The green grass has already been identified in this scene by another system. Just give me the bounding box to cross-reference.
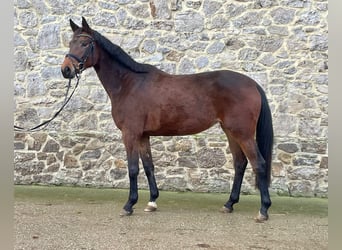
[14,185,328,217]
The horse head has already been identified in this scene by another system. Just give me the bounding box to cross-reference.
[61,17,98,79]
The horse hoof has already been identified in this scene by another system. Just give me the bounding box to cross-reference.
[254,211,269,223]
[220,206,233,213]
[144,201,157,212]
[120,209,133,217]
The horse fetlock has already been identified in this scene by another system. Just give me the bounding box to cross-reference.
[220,206,233,213]
[120,208,133,217]
[144,201,157,212]
[254,210,269,223]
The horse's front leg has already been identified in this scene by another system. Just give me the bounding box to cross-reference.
[121,133,140,216]
[139,135,159,212]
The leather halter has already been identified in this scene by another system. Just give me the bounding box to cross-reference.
[66,33,95,73]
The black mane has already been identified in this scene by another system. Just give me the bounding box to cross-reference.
[92,30,151,73]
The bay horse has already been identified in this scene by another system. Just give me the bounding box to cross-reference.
[61,17,274,222]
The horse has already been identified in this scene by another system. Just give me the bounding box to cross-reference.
[61,17,274,222]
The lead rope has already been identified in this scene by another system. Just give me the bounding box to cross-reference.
[14,75,81,132]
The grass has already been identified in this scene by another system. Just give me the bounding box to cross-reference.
[14,185,328,217]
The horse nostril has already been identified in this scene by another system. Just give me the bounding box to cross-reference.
[62,66,73,78]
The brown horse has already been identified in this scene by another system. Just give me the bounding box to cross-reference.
[61,17,274,222]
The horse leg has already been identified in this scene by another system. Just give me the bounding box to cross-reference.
[120,132,140,216]
[238,138,272,222]
[254,149,272,222]
[220,133,248,213]
[139,135,159,212]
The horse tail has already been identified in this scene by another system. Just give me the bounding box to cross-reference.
[255,84,274,187]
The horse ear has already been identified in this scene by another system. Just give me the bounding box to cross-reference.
[70,19,80,32]
[82,16,92,33]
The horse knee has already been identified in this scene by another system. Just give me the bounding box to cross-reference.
[128,166,139,178]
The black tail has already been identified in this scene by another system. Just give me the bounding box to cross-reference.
[255,84,274,187]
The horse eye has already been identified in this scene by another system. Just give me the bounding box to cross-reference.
[81,42,88,47]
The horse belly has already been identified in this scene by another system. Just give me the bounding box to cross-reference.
[143,107,217,136]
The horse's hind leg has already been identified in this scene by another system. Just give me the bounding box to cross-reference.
[221,133,248,213]
[221,126,271,222]
[238,138,271,222]
[139,135,159,212]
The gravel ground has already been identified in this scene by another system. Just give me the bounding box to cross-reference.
[14,186,328,250]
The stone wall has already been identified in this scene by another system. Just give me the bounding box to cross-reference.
[14,0,328,197]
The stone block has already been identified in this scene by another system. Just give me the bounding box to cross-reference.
[292,154,320,167]
[162,176,188,191]
[93,11,118,27]
[255,37,283,52]
[196,148,226,169]
[203,0,222,16]
[27,73,47,97]
[233,11,264,28]
[166,50,184,62]
[19,11,38,28]
[277,143,299,153]
[128,3,150,18]
[297,10,321,25]
[110,167,127,180]
[278,152,292,165]
[270,7,295,24]
[226,3,246,17]
[178,58,196,74]
[64,153,79,168]
[206,41,225,54]
[319,157,328,169]
[32,174,53,183]
[301,140,327,154]
[281,0,305,8]
[45,163,60,173]
[288,180,315,197]
[195,56,209,69]
[174,11,204,33]
[238,48,260,61]
[257,0,274,8]
[150,0,171,19]
[43,139,60,153]
[177,157,197,168]
[142,39,157,54]
[46,0,74,15]
[151,20,174,31]
[298,118,323,138]
[186,1,202,10]
[14,50,27,71]
[272,162,285,177]
[14,152,36,164]
[80,149,102,160]
[309,34,328,51]
[37,23,60,50]
[15,161,45,176]
[46,154,57,165]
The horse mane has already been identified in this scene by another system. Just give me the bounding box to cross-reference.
[92,30,151,73]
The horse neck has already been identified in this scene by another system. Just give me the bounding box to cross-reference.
[93,50,136,96]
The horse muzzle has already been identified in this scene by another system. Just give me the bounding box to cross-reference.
[61,56,80,79]
[61,65,76,79]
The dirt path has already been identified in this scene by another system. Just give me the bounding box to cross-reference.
[14,186,328,250]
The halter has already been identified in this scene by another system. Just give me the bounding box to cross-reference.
[66,33,95,73]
